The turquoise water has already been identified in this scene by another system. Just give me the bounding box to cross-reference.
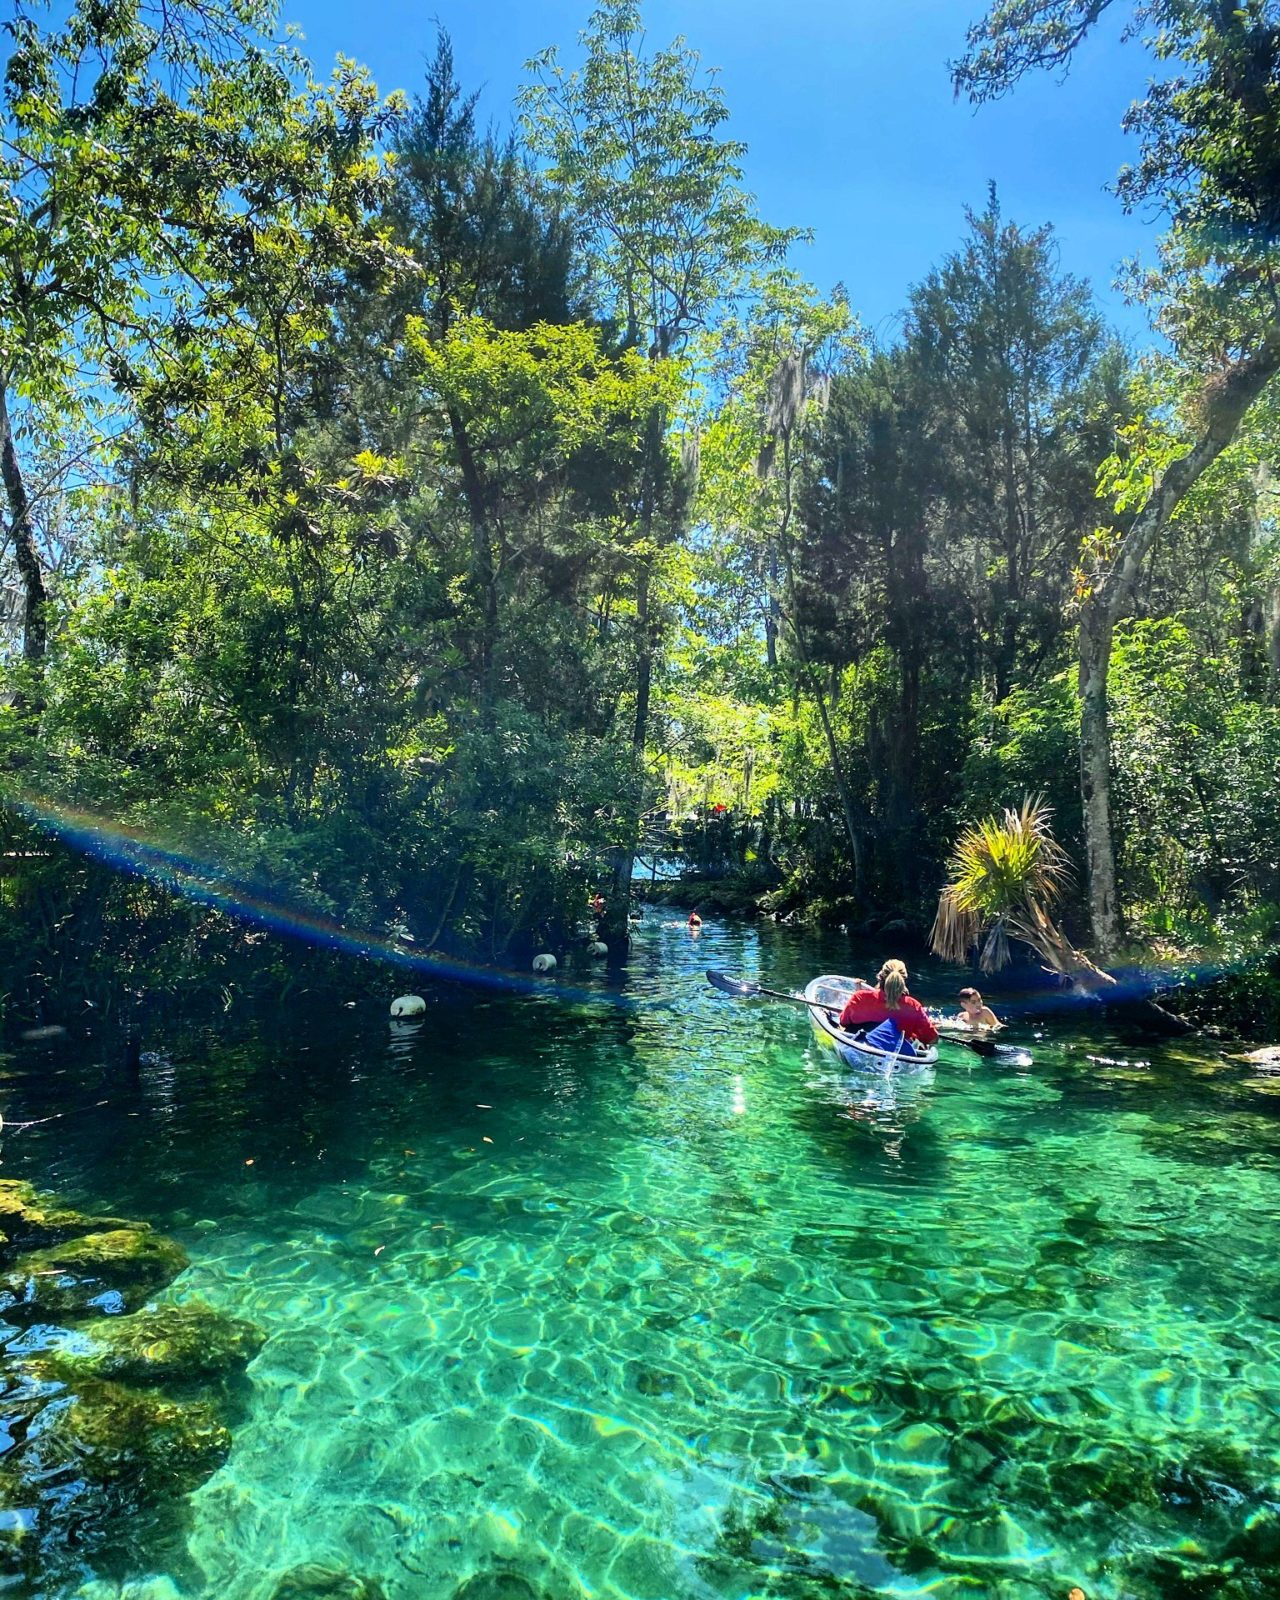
[6,916,1280,1599]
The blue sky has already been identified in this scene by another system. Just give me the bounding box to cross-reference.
[283,0,1162,347]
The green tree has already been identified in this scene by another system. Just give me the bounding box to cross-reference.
[774,196,1121,913]
[521,0,796,944]
[793,347,937,897]
[956,0,1280,957]
[370,35,587,700]
[696,270,858,669]
[906,186,1122,699]
[693,270,865,873]
[0,0,403,678]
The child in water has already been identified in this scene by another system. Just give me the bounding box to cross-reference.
[956,987,1001,1030]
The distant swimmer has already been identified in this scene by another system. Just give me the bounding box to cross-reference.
[687,912,703,930]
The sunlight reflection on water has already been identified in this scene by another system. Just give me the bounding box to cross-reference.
[1,916,1278,1599]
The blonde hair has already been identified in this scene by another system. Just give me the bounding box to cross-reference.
[878,959,908,1008]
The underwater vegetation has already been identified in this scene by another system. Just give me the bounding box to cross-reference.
[0,1179,263,1592]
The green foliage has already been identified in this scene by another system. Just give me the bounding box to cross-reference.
[1109,618,1280,926]
[0,14,683,996]
[765,194,1120,913]
[388,33,580,342]
[693,269,861,658]
[932,796,1075,972]
[958,618,1280,944]
[520,0,798,352]
[652,647,784,821]
[4,0,1280,1012]
[0,0,408,649]
[406,313,670,462]
[962,674,1083,862]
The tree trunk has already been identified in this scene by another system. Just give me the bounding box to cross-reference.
[0,385,47,664]
[629,393,669,755]
[884,531,925,897]
[1023,906,1189,1030]
[809,668,865,889]
[765,542,779,669]
[780,592,867,885]
[893,646,921,892]
[631,562,652,753]
[1016,901,1117,993]
[1077,599,1123,957]
[997,428,1021,702]
[606,394,671,960]
[447,407,498,705]
[603,843,635,956]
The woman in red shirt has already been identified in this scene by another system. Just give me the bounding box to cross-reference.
[837,959,939,1046]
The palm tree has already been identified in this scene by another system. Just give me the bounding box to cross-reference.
[930,796,1115,990]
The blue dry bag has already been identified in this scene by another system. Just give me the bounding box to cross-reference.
[864,1017,916,1057]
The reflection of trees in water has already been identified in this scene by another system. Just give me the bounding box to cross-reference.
[0,997,648,1225]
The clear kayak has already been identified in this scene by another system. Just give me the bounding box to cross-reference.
[803,975,940,1070]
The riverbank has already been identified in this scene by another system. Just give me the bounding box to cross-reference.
[637,876,912,939]
[1160,946,1280,1039]
[637,877,770,919]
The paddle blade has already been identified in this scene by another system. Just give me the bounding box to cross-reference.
[995,1045,1034,1067]
[706,969,761,999]
[956,1036,1034,1066]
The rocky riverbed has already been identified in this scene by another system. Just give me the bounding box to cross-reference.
[0,1178,264,1592]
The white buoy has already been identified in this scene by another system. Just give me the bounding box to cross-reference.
[390,995,426,1017]
[588,940,609,957]
[532,953,557,974]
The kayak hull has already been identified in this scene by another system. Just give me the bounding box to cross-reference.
[803,975,939,1070]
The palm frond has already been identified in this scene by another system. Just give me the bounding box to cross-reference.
[929,885,979,964]
[979,918,1010,973]
[931,794,1073,971]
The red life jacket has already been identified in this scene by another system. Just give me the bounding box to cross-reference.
[837,985,939,1044]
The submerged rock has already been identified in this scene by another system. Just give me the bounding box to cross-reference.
[42,1300,264,1385]
[0,1179,262,1596]
[0,1179,136,1255]
[270,1565,388,1600]
[17,1378,229,1494]
[0,1379,230,1567]
[17,1226,187,1285]
[0,1378,231,1592]
[1231,1044,1280,1068]
[453,1577,541,1600]
[0,1228,189,1321]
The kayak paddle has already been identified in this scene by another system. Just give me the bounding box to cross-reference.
[705,969,825,1008]
[705,969,1030,1063]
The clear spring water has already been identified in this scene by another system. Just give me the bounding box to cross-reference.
[5,915,1280,1600]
